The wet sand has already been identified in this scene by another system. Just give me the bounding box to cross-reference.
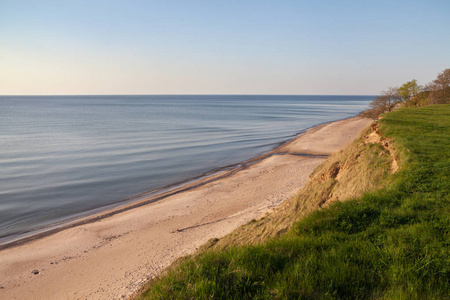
[0,116,372,299]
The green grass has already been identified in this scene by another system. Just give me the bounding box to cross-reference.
[137,105,450,300]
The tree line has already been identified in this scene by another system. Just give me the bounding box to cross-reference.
[362,68,450,119]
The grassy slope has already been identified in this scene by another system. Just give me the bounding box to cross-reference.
[203,122,394,250]
[137,105,449,299]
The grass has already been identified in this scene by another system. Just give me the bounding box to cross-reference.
[136,105,449,299]
[205,123,394,250]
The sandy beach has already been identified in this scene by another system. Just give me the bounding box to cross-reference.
[0,116,372,300]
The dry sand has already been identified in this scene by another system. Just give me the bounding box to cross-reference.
[0,116,372,300]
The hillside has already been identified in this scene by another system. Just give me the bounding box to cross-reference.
[136,105,449,299]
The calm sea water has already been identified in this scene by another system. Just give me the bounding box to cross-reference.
[0,95,372,242]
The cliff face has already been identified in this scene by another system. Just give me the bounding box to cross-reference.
[203,120,395,250]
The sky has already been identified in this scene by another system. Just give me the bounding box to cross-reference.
[1,0,449,95]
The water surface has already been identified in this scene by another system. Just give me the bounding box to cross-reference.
[0,95,372,242]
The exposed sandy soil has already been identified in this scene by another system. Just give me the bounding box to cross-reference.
[0,116,372,300]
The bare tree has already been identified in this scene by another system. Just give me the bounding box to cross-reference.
[428,69,450,104]
[361,87,401,120]
[381,87,401,111]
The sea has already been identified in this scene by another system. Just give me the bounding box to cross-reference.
[0,95,372,244]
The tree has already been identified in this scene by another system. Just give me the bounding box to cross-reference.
[428,69,450,104]
[380,87,401,111]
[361,87,401,120]
[398,79,422,107]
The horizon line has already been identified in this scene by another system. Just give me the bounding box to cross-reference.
[0,93,377,97]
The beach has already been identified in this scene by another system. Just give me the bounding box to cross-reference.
[0,116,372,300]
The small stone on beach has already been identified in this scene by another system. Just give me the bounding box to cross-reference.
[31,270,39,275]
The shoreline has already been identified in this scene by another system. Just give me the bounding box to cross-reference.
[0,116,349,250]
[0,116,373,299]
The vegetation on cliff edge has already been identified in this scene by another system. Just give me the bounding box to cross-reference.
[362,68,449,120]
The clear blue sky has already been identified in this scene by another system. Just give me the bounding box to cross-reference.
[1,0,449,95]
